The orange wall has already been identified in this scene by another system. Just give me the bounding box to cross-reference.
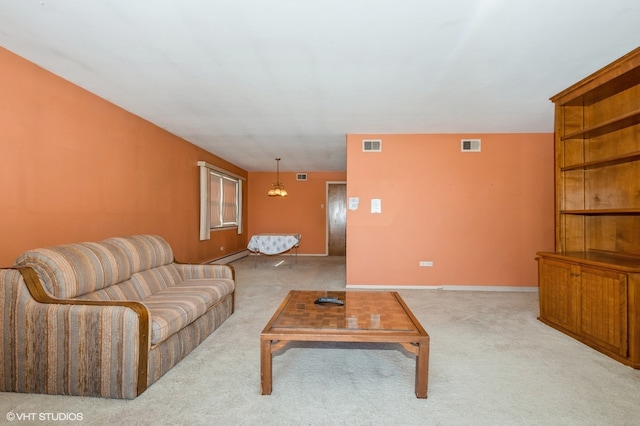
[0,47,248,265]
[0,44,554,287]
[346,133,555,287]
[248,171,346,254]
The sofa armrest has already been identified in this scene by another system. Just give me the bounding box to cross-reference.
[1,267,150,399]
[173,262,235,281]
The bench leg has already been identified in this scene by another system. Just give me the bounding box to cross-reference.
[260,339,273,395]
[415,339,430,398]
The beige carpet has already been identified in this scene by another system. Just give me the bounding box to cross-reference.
[2,255,639,425]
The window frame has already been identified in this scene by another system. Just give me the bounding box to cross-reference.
[198,161,244,240]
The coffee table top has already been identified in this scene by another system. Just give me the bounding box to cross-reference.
[262,290,426,335]
[260,290,430,398]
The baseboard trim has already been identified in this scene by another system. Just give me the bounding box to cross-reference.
[249,253,331,257]
[346,285,443,290]
[442,285,538,292]
[206,250,250,264]
[209,251,330,264]
[346,284,538,292]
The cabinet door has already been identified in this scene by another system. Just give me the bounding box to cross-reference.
[579,266,628,356]
[539,258,580,333]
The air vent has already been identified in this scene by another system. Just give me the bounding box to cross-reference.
[363,139,382,152]
[461,139,481,152]
[296,173,308,181]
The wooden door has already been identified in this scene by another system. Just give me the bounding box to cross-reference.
[538,258,579,333]
[579,266,628,356]
[327,183,346,256]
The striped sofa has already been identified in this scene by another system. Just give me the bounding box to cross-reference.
[0,235,235,399]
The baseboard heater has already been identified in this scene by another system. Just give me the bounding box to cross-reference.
[206,249,250,265]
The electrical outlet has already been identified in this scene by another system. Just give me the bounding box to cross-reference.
[419,261,433,267]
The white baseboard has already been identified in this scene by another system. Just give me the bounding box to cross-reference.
[346,284,443,290]
[210,251,329,264]
[255,253,329,257]
[346,284,538,292]
[248,253,332,257]
[442,285,538,292]
[206,249,250,264]
[211,254,539,293]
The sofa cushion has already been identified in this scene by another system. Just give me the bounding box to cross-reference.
[129,265,184,298]
[107,235,174,274]
[143,278,235,345]
[73,278,145,301]
[14,240,132,299]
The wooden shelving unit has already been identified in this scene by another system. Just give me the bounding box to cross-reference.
[560,208,640,215]
[560,150,640,171]
[560,109,640,140]
[537,47,640,369]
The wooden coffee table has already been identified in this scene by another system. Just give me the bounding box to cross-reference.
[260,290,430,398]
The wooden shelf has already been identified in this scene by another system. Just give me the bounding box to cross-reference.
[560,208,640,215]
[542,47,640,370]
[538,250,640,272]
[552,47,640,106]
[561,109,640,140]
[561,150,640,171]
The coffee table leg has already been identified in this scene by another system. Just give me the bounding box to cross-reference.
[415,339,430,398]
[260,339,272,395]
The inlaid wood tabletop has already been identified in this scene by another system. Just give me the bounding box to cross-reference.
[260,290,430,398]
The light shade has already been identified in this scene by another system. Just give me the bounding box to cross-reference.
[267,184,288,197]
[268,158,287,197]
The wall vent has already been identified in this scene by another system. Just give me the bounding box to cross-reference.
[296,173,308,181]
[363,139,382,152]
[461,139,481,152]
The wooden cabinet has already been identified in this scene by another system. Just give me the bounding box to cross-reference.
[551,47,640,252]
[538,258,579,334]
[537,254,637,366]
[579,265,628,356]
[538,47,640,368]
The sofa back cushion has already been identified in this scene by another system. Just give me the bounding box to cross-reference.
[106,235,174,274]
[129,264,184,298]
[75,264,184,302]
[73,278,145,301]
[14,240,132,299]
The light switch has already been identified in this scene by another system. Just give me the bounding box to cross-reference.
[348,197,359,210]
[371,198,381,213]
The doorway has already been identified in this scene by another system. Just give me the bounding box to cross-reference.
[327,182,346,256]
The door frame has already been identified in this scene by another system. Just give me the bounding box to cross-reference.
[325,181,347,255]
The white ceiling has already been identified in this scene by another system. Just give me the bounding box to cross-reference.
[1,1,639,172]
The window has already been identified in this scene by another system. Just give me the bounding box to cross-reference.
[198,161,244,240]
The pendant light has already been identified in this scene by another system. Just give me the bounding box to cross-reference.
[267,157,288,197]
